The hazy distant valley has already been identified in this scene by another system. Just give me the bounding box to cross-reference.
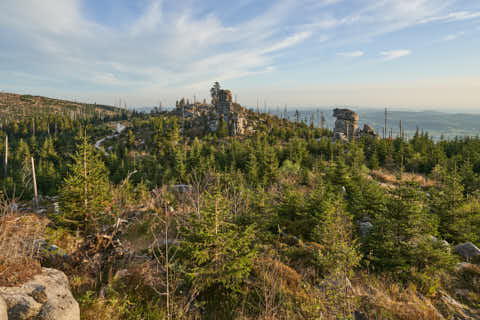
[137,105,480,140]
[309,108,480,140]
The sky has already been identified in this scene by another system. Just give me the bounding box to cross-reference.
[0,0,479,111]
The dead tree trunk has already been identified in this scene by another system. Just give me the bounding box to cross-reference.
[31,157,38,208]
[4,135,7,177]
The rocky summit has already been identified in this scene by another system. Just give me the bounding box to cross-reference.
[171,86,254,136]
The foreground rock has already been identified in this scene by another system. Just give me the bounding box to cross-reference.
[0,268,79,320]
[454,242,480,262]
[0,296,7,320]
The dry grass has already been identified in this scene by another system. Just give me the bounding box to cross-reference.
[0,210,47,287]
[0,258,42,287]
[354,276,445,320]
[370,169,435,188]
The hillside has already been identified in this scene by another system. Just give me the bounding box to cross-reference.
[0,92,124,120]
[1,86,480,319]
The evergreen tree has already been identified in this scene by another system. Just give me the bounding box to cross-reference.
[59,134,111,233]
[174,145,186,182]
[430,164,464,241]
[312,195,362,318]
[369,150,380,170]
[127,129,135,148]
[447,197,480,245]
[459,159,479,195]
[179,189,256,311]
[217,119,229,138]
[262,145,278,185]
[246,151,259,184]
[366,182,454,286]
[210,82,221,105]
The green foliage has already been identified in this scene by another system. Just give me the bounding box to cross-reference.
[217,119,229,138]
[178,189,256,311]
[59,134,111,233]
[313,196,362,277]
[447,197,480,245]
[365,182,455,288]
[429,164,465,242]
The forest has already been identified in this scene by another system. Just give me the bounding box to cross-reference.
[1,90,480,319]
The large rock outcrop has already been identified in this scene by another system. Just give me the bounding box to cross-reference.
[0,268,79,320]
[172,87,252,136]
[333,108,378,141]
[333,108,359,140]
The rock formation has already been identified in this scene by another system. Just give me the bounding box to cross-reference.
[173,88,252,136]
[333,108,378,141]
[215,89,233,115]
[212,89,248,135]
[0,268,80,320]
[333,108,359,140]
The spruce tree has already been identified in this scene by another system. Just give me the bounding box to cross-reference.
[430,164,464,241]
[262,145,278,185]
[59,133,111,233]
[367,182,454,285]
[217,119,229,138]
[369,151,380,170]
[312,196,361,318]
[246,151,259,184]
[179,189,256,308]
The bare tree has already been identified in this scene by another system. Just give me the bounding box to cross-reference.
[4,135,7,177]
[148,188,199,319]
[225,179,250,219]
[254,255,285,319]
[187,169,213,219]
[31,157,38,209]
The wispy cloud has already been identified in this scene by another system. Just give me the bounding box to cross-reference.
[262,31,312,53]
[380,50,411,61]
[443,31,465,41]
[421,11,480,23]
[130,0,164,36]
[0,0,478,106]
[337,51,364,57]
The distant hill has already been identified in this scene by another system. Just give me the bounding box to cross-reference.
[354,109,480,140]
[0,92,124,120]
[275,108,480,140]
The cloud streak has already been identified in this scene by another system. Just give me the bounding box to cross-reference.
[380,50,411,61]
[421,11,480,23]
[337,51,364,57]
[443,31,465,41]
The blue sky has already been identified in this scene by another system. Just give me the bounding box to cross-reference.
[0,0,479,110]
